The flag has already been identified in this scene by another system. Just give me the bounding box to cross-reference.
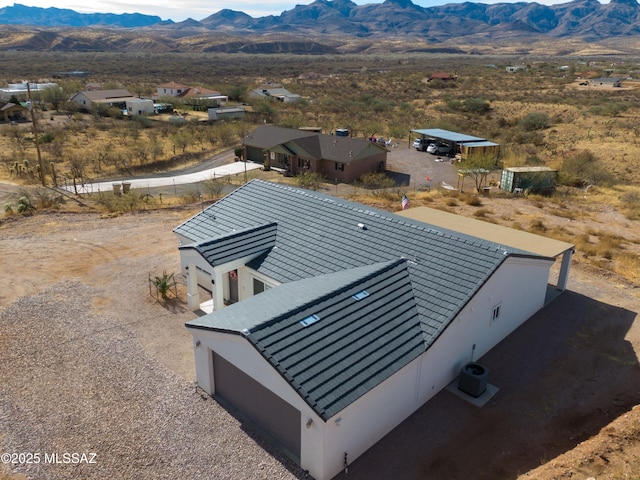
[402,194,410,210]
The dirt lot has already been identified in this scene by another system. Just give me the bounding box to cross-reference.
[1,153,640,479]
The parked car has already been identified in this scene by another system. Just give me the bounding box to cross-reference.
[413,138,434,151]
[427,143,453,156]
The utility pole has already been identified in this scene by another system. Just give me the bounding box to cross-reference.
[27,82,46,186]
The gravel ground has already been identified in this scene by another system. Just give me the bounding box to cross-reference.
[0,210,308,480]
[0,281,306,480]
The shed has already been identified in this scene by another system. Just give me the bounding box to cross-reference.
[208,107,245,121]
[126,98,154,116]
[459,141,501,160]
[500,166,557,194]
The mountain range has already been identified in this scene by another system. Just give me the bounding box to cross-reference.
[0,0,639,54]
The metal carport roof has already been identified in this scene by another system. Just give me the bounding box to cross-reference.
[412,128,486,143]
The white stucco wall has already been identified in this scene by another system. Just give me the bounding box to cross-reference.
[308,255,554,480]
[188,255,554,480]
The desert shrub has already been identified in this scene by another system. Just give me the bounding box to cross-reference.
[463,97,491,114]
[525,155,544,166]
[201,177,226,199]
[529,218,547,233]
[473,207,492,217]
[357,172,395,194]
[518,112,550,131]
[588,102,628,117]
[620,191,640,220]
[560,150,615,187]
[464,195,482,206]
[296,171,325,191]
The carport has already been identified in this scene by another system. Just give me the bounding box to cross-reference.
[411,128,487,154]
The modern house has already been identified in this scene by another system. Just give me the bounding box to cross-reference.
[242,125,387,183]
[70,89,134,110]
[175,180,574,480]
[249,83,302,103]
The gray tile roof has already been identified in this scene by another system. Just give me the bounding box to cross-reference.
[188,259,424,420]
[180,222,277,266]
[243,126,385,164]
[179,179,531,419]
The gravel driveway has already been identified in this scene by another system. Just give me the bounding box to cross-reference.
[0,211,307,480]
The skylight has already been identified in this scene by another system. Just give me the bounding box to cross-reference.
[352,290,369,301]
[300,314,320,327]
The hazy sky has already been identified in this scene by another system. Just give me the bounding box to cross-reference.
[0,0,610,22]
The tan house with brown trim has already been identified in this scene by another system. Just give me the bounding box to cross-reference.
[242,126,387,183]
[157,82,228,105]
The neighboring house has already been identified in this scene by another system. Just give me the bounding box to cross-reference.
[70,89,134,110]
[0,81,57,100]
[175,179,574,480]
[428,72,457,82]
[589,77,623,87]
[0,102,28,122]
[207,107,245,121]
[125,98,154,116]
[156,81,228,106]
[242,125,387,183]
[249,83,302,102]
[506,65,528,72]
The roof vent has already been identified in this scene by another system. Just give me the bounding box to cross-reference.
[300,314,320,327]
[357,223,367,230]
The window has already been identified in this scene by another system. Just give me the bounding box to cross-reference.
[491,304,501,322]
[335,162,344,171]
[253,278,271,295]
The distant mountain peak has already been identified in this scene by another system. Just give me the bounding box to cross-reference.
[383,0,418,7]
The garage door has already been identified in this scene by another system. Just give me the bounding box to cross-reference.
[213,353,301,459]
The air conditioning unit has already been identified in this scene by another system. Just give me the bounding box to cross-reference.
[458,362,489,397]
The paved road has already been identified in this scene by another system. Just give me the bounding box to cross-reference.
[60,151,262,194]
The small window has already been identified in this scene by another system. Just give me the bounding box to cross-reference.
[253,278,271,295]
[335,162,344,171]
[492,304,501,322]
